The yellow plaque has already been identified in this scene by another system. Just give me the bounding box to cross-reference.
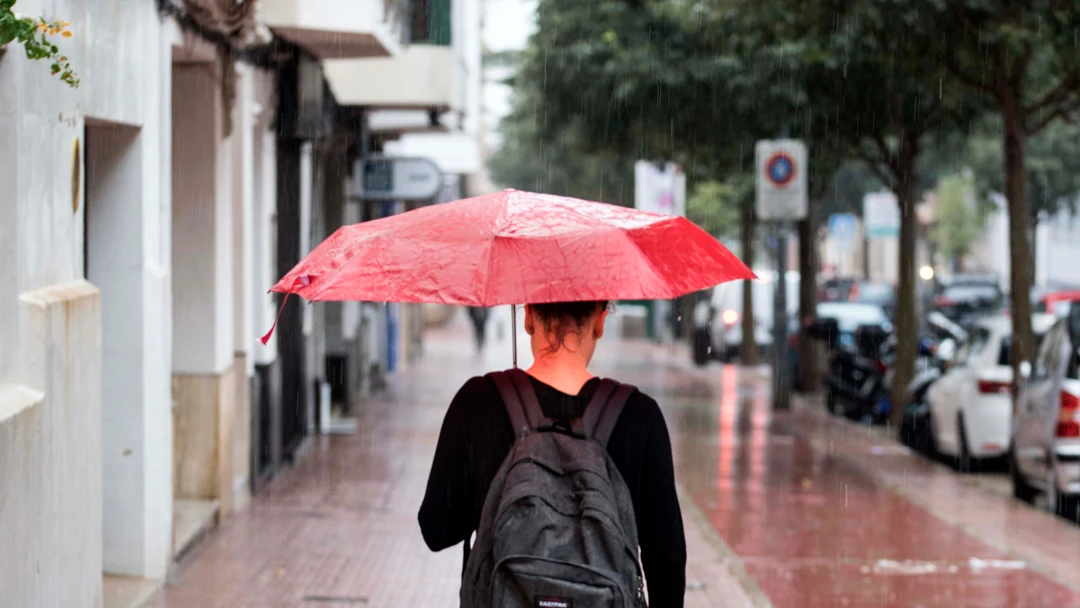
[72,137,81,214]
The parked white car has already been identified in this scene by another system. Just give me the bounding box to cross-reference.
[927,314,1057,469]
[1012,314,1080,517]
[706,270,800,362]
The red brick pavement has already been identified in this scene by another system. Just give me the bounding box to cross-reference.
[148,311,1080,608]
[144,320,760,608]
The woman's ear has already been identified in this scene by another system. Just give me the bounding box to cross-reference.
[523,305,535,335]
[594,309,609,339]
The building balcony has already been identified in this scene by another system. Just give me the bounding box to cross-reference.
[324,44,463,112]
[258,0,406,59]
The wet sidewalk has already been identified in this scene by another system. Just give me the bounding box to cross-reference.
[650,363,1080,608]
[144,315,760,608]
[145,312,1080,607]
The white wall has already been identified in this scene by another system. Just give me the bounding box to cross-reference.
[172,63,235,375]
[0,0,173,600]
[1037,209,1080,287]
[252,69,279,363]
[458,0,482,137]
[976,197,1080,290]
[233,66,256,377]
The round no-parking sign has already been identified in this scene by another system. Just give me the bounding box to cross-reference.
[765,152,796,188]
[755,140,808,221]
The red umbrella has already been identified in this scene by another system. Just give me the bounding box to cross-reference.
[263,189,754,361]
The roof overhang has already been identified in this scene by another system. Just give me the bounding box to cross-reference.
[324,45,458,111]
[258,0,404,59]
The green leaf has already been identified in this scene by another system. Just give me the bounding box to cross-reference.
[0,21,17,46]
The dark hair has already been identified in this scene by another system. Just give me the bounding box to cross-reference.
[530,301,610,353]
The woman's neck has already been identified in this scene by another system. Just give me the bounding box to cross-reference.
[526,352,594,396]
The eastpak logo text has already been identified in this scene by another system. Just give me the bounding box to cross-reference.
[534,597,572,608]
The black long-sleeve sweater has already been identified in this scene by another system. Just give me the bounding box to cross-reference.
[418,374,687,607]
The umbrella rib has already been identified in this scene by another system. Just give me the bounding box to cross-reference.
[481,228,498,307]
[625,225,676,300]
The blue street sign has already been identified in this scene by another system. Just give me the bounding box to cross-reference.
[765,153,796,187]
[829,213,858,253]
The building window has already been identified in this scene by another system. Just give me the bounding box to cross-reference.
[410,0,451,46]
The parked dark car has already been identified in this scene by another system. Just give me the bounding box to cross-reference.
[932,275,1004,329]
[850,281,897,320]
[820,277,858,303]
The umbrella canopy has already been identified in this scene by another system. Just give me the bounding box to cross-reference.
[270,189,754,307]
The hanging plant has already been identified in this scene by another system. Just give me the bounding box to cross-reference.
[0,0,79,88]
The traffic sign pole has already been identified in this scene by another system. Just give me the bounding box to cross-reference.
[756,139,806,413]
[772,223,790,411]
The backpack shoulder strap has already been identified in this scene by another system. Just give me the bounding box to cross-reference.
[581,379,637,447]
[487,369,549,437]
[506,368,551,429]
[487,371,530,437]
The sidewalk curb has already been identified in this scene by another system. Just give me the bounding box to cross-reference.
[676,485,774,608]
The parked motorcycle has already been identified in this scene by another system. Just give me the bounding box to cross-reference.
[808,320,894,424]
[898,313,965,453]
[899,339,948,452]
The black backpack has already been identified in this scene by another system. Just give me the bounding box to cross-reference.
[461,368,647,608]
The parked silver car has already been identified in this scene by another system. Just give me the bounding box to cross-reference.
[1012,311,1080,518]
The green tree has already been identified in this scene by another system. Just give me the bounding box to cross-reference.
[686,177,749,243]
[932,172,986,269]
[934,0,1080,375]
[744,0,982,421]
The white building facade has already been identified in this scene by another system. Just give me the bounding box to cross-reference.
[0,0,429,606]
[1,1,174,604]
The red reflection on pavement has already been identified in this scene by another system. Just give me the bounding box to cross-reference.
[684,370,1080,608]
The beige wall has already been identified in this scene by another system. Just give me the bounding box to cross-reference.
[0,284,102,608]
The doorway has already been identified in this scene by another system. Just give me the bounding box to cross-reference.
[85,120,171,598]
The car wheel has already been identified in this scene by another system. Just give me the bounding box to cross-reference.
[692,330,712,367]
[956,413,973,473]
[826,390,843,416]
[900,403,933,455]
[1058,495,1080,524]
[718,345,734,364]
[1047,469,1080,522]
[1010,450,1037,505]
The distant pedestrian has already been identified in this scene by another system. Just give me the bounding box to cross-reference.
[419,301,687,607]
[467,306,489,352]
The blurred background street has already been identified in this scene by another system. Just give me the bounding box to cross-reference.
[6,0,1080,607]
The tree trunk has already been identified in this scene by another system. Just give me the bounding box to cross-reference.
[1004,107,1035,388]
[889,136,920,428]
[797,210,820,393]
[1029,220,1037,285]
[740,208,759,365]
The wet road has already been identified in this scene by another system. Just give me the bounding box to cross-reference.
[146,311,1080,607]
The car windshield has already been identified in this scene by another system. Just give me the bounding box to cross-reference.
[816,303,888,331]
[941,285,1000,302]
[856,283,894,304]
[1000,332,1048,367]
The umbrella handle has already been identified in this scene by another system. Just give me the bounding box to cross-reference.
[260,293,291,346]
[512,304,518,369]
